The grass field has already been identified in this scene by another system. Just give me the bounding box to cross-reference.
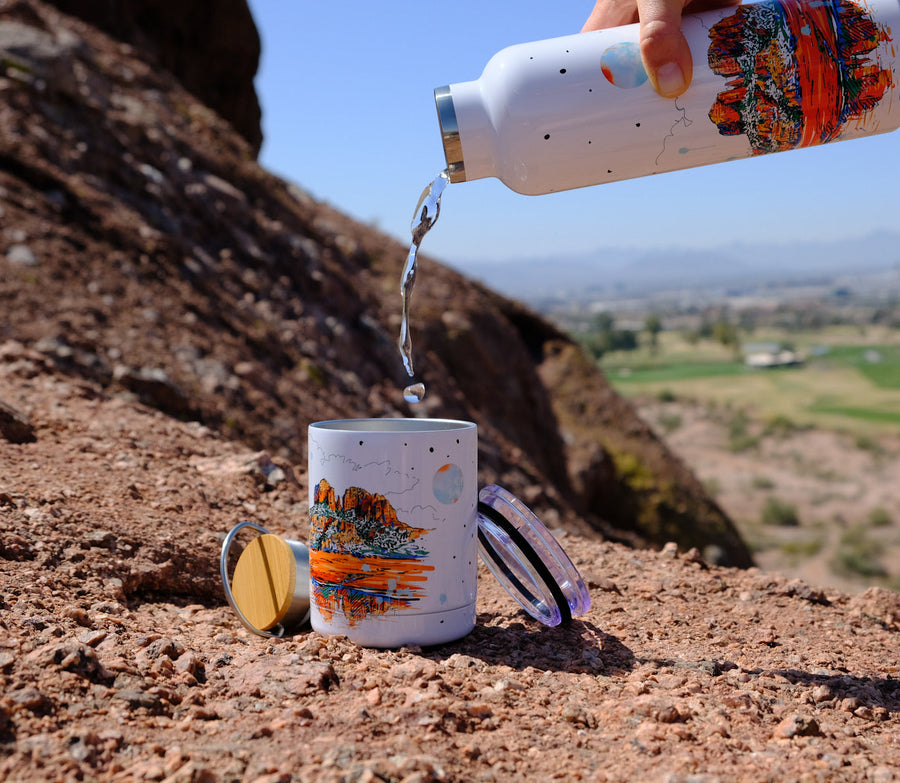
[599,327,900,434]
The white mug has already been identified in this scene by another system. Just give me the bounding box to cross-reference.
[307,418,478,648]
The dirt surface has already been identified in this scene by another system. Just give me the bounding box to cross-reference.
[3,344,900,782]
[637,398,900,595]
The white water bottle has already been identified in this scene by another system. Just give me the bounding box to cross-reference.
[435,0,900,195]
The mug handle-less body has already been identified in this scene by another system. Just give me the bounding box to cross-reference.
[307,418,478,648]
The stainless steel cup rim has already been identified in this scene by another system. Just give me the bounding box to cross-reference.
[310,417,476,433]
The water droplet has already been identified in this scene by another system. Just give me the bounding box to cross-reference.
[403,383,425,404]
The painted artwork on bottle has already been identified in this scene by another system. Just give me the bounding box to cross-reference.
[707,0,893,153]
[309,478,435,625]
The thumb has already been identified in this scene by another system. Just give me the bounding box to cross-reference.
[637,0,694,97]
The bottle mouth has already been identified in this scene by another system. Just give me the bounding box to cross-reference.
[434,86,466,183]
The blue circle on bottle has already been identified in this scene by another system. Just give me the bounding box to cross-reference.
[600,42,648,89]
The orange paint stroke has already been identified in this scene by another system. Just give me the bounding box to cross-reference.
[784,0,843,146]
[310,550,436,625]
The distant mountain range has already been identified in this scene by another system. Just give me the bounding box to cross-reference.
[450,230,900,303]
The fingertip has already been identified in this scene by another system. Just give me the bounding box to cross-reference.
[637,0,694,97]
[641,33,693,97]
[654,60,688,97]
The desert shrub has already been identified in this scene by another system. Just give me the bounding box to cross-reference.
[763,414,805,438]
[761,496,799,527]
[612,451,655,491]
[727,410,758,452]
[780,538,824,559]
[658,413,683,434]
[868,507,893,528]
[751,475,775,490]
[854,434,884,455]
[704,477,722,497]
[831,526,887,578]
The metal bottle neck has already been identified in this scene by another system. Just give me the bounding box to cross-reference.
[434,86,467,183]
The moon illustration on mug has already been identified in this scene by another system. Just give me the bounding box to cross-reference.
[432,463,464,504]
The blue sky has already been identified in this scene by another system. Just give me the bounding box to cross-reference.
[247,1,900,273]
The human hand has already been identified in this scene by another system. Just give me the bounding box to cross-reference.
[582,0,741,97]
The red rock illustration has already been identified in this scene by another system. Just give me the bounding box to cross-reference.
[309,479,435,624]
[707,0,892,153]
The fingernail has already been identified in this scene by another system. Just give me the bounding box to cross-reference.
[656,62,686,97]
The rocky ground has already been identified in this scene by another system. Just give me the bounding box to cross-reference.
[3,343,900,782]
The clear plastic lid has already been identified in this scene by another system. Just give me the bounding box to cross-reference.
[477,484,591,626]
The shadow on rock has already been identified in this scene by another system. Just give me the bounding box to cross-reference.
[429,615,636,675]
[770,668,900,717]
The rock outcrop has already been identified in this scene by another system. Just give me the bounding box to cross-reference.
[44,0,263,153]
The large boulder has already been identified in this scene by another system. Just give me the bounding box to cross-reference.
[44,0,262,153]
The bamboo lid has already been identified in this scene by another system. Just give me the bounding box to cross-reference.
[231,534,297,631]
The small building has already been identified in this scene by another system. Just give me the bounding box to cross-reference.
[744,344,804,368]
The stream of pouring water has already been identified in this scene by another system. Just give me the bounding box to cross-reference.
[399,169,450,404]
